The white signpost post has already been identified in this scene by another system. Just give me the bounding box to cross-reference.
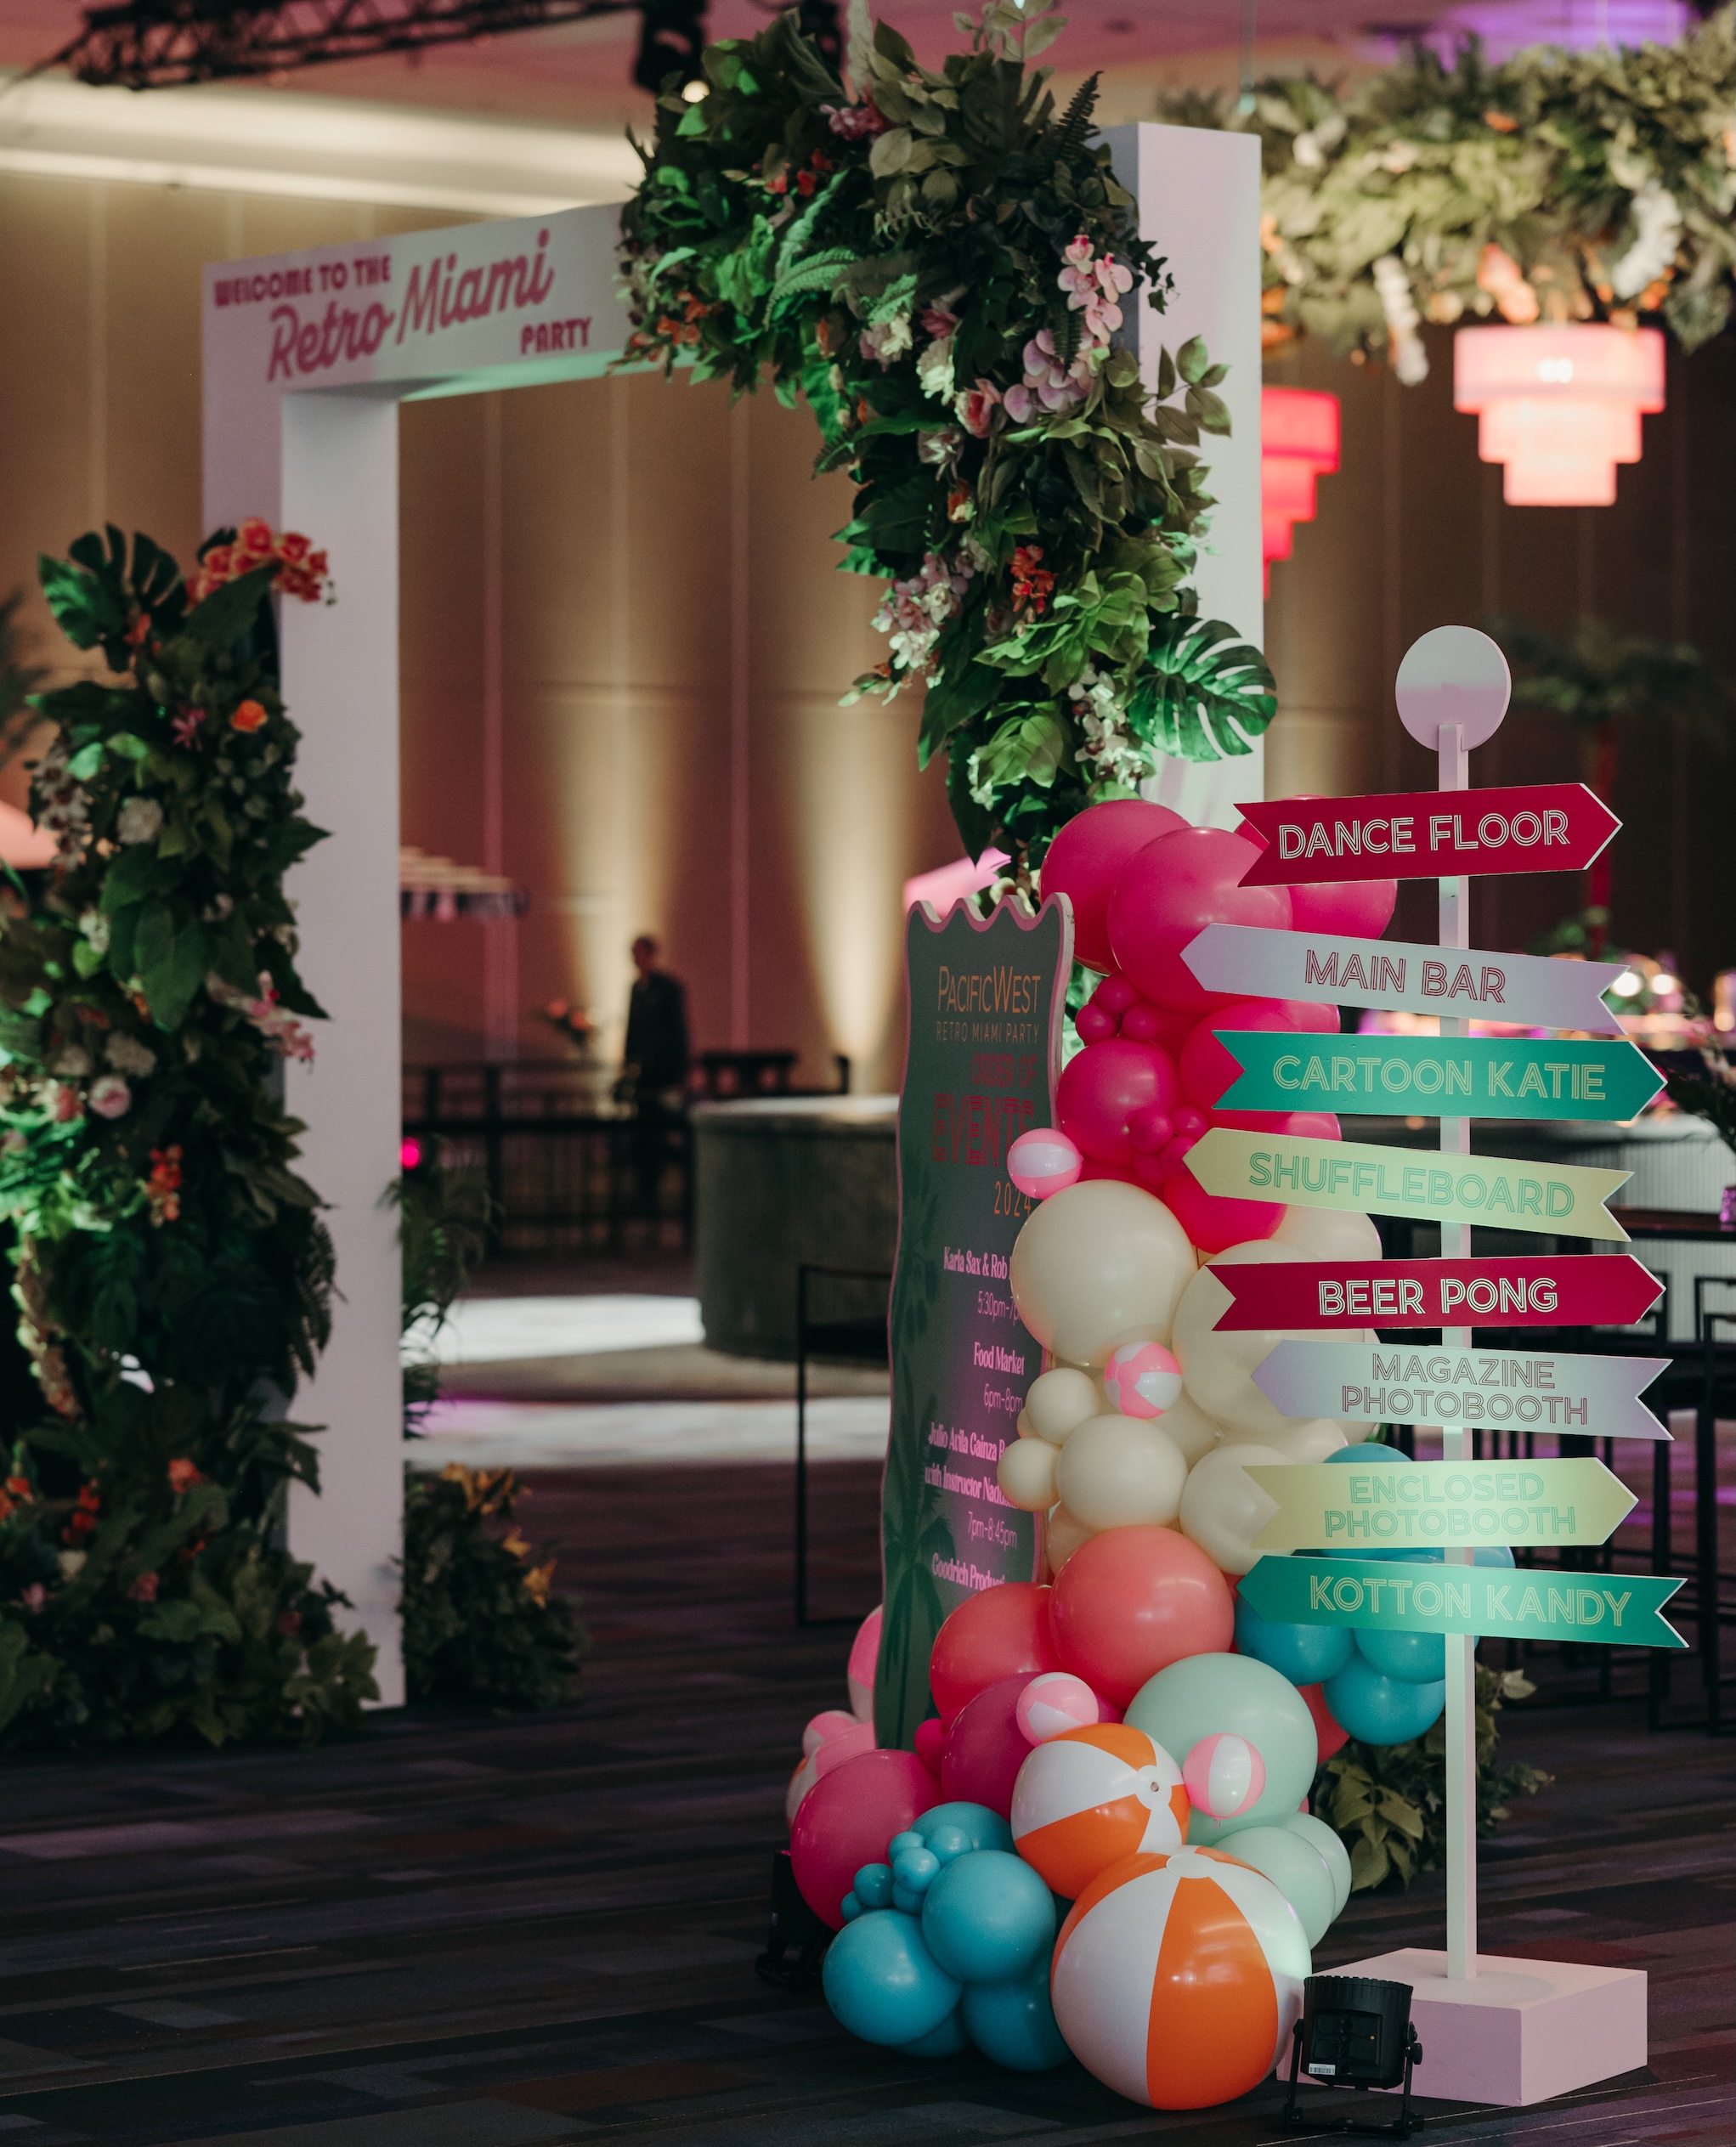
[198,127,1260,1704]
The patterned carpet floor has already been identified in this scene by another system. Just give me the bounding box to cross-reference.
[0,1458,1729,2147]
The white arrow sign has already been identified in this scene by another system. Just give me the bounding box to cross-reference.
[1183,924,1626,1036]
[1254,1340,1671,1439]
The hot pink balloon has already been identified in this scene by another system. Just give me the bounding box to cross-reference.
[1179,999,1339,1112]
[1213,1109,1343,1143]
[1288,879,1400,939]
[941,1673,1037,1817]
[1043,800,1190,974]
[1079,1156,1136,1184]
[1162,1170,1282,1254]
[1107,828,1292,1013]
[1057,1038,1179,1168]
[1093,975,1138,1016]
[1120,1000,1196,1054]
[789,1749,940,1929]
[1075,1002,1118,1044]
[1008,1127,1084,1201]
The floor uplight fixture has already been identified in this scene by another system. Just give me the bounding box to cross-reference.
[1453,324,1665,506]
[1261,387,1340,593]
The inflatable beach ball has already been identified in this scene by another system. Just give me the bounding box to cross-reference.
[1050,1845,1309,2110]
[1103,1340,1184,1420]
[1010,1723,1188,1900]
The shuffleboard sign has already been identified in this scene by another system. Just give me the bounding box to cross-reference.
[877,895,1072,1751]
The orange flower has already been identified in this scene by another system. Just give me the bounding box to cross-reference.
[167,1457,203,1494]
[236,516,274,557]
[4,1476,30,1501]
[230,699,268,733]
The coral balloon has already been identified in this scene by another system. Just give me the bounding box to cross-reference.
[1007,1127,1083,1201]
[1057,1039,1179,1167]
[1051,1525,1235,1707]
[847,1606,882,1720]
[1102,1340,1183,1419]
[1041,799,1189,972]
[1015,1670,1105,1745]
[929,1583,1060,1726]
[1050,1847,1309,2109]
[1179,1001,1337,1112]
[1010,1179,1195,1367]
[1161,1168,1284,1255]
[1011,1721,1188,1897]
[941,1675,1038,1817]
[790,1749,940,1929]
[1183,1732,1266,1821]
[1297,1681,1351,1766]
[1106,828,1292,1014]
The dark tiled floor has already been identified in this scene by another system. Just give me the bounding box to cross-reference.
[0,1459,1729,2145]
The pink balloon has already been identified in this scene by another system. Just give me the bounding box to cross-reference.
[1183,1732,1266,1820]
[1009,1127,1084,1201]
[1288,878,1400,939]
[941,1673,1037,1817]
[1179,999,1338,1112]
[1094,975,1139,1016]
[1057,1039,1180,1167]
[1079,1157,1137,1184]
[1162,1169,1282,1254]
[1043,800,1190,973]
[1107,829,1292,1013]
[1120,1000,1195,1054]
[914,1716,946,1773]
[1015,1670,1105,1745]
[812,1718,877,1779]
[789,1749,940,1929]
[847,1605,882,1717]
[1075,1002,1118,1044]
[1214,1109,1343,1142]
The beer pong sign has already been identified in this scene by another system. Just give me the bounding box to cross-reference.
[1238,783,1620,884]
[1209,1255,1664,1331]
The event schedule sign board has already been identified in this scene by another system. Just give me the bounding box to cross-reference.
[878,896,1072,1751]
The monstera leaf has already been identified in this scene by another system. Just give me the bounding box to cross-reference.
[1128,617,1278,761]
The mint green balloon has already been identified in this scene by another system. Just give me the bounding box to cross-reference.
[1282,1811,1352,1918]
[1212,1823,1333,1947]
[1124,1652,1317,1846]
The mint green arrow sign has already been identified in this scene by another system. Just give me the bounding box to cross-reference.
[1213,1034,1662,1122]
[1240,1554,1686,1651]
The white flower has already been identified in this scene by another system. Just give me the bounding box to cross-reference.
[116,796,164,846]
[105,1032,156,1077]
[1610,181,1682,300]
[916,335,956,401]
[48,1045,93,1078]
[859,314,913,368]
[57,1550,87,1579]
[78,909,110,954]
[88,1074,132,1119]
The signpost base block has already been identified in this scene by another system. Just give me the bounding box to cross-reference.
[1316,1948,1647,2107]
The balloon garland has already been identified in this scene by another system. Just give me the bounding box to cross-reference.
[616,1,1276,879]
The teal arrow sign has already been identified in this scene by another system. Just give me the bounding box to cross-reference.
[1213,1034,1662,1122]
[1240,1553,1687,1651]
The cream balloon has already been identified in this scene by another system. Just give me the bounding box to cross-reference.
[1251,1418,1350,1463]
[1271,1206,1383,1259]
[1054,1415,1188,1532]
[1022,1365,1102,1446]
[1178,1441,1289,1574]
[1009,1179,1195,1367]
[1044,1503,1096,1573]
[1150,1389,1227,1467]
[1173,1241,1373,1439]
[999,1434,1060,1511]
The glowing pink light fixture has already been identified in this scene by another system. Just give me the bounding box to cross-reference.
[1260,387,1340,595]
[1453,324,1665,506]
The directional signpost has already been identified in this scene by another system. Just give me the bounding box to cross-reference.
[1186,1125,1631,1237]
[1212,1253,1664,1331]
[1212,1032,1662,1121]
[1240,1553,1686,1652]
[1253,1340,1671,1439]
[1182,923,1628,1033]
[1244,1455,1638,1551]
[1237,782,1620,884]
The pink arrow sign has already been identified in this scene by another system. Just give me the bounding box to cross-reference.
[1212,1256,1663,1331]
[1239,783,1620,884]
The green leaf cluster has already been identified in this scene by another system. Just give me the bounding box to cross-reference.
[0,524,373,1751]
[1314,1663,1552,1890]
[616,3,1275,874]
[1172,9,1736,360]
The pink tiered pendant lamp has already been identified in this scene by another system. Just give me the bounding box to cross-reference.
[1259,387,1339,594]
[1453,324,1665,506]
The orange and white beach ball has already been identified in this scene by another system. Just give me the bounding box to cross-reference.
[1049,1845,1309,2109]
[1010,1722,1189,1900]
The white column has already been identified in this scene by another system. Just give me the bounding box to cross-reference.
[1105,122,1264,830]
[279,390,406,1704]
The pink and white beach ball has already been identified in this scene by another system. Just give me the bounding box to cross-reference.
[1102,1340,1184,1420]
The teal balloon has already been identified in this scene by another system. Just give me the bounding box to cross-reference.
[892,1846,941,1892]
[823,1909,961,2048]
[853,1862,894,1910]
[840,1891,863,1922]
[962,1964,1072,2071]
[913,1802,1014,1855]
[921,1850,1055,1985]
[1126,1653,1317,1849]
[1235,1590,1355,1684]
[925,1823,975,1866]
[899,2005,970,2056]
[1354,1623,1447,1683]
[1325,1654,1445,1745]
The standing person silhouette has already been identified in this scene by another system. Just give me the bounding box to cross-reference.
[622,935,689,1215]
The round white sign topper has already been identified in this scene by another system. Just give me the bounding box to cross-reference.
[1395,625,1511,749]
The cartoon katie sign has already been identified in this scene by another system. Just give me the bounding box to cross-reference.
[876,896,1072,1751]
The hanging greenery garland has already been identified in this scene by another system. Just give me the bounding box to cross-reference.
[617,0,1275,878]
[1189,8,1736,376]
[0,523,377,1748]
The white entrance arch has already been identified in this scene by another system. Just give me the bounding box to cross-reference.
[200,123,1259,1702]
